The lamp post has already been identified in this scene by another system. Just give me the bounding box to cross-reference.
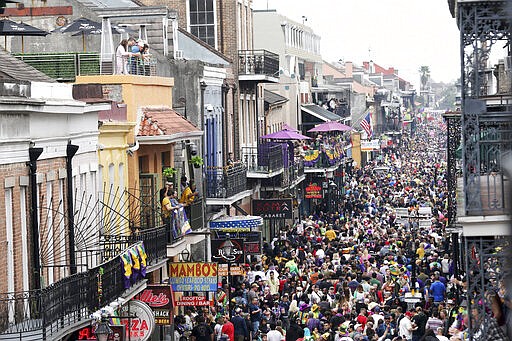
[94,314,113,341]
[221,234,234,317]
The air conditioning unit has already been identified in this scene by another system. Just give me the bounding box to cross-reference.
[175,50,184,60]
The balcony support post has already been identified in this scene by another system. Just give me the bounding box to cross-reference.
[28,146,43,290]
[66,142,79,274]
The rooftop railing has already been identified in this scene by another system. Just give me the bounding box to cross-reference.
[12,52,156,81]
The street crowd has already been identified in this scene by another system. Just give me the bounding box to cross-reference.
[177,119,510,341]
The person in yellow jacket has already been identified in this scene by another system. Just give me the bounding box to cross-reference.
[325,226,336,241]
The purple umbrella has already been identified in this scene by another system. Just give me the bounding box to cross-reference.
[307,121,352,133]
[260,129,311,140]
[282,123,299,132]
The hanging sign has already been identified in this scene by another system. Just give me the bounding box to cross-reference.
[136,285,172,325]
[305,183,322,199]
[252,199,293,219]
[169,263,218,292]
[119,300,155,341]
[176,296,214,306]
[211,239,244,264]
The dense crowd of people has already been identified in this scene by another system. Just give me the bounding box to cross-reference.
[175,119,510,341]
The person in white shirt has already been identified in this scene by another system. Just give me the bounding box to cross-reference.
[435,327,449,341]
[267,323,283,341]
[398,311,414,341]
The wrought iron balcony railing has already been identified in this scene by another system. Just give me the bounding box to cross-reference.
[238,50,279,78]
[12,52,157,81]
[189,198,204,231]
[206,164,248,199]
[0,242,145,339]
[262,158,305,188]
[242,144,284,174]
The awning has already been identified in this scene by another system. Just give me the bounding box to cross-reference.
[301,104,341,122]
[264,90,288,106]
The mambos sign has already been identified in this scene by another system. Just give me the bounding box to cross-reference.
[169,263,218,292]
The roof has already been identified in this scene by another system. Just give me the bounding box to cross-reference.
[137,107,201,143]
[264,90,288,106]
[0,50,55,83]
[301,104,341,122]
[74,0,139,8]
[178,27,232,64]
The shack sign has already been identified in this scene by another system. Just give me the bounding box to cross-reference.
[252,199,292,219]
[169,263,218,292]
[136,285,172,325]
[305,183,322,199]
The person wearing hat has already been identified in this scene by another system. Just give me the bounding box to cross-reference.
[398,311,414,340]
[232,308,248,341]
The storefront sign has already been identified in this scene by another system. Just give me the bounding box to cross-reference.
[305,183,322,199]
[136,285,172,325]
[361,139,381,151]
[176,296,213,306]
[218,264,246,276]
[72,325,125,340]
[119,300,155,341]
[169,263,218,292]
[211,239,244,264]
[252,199,293,219]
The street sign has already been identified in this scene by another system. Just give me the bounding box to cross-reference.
[252,199,292,219]
[218,264,246,276]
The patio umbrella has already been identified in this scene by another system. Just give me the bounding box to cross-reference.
[0,19,49,53]
[307,121,352,133]
[282,123,299,132]
[260,129,311,140]
[56,17,123,52]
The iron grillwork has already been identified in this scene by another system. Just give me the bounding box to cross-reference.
[238,50,279,77]
[242,144,284,174]
[206,164,248,198]
[444,112,462,224]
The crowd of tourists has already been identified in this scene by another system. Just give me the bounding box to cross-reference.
[175,120,510,341]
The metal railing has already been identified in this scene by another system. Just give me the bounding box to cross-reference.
[189,198,204,231]
[242,144,284,174]
[0,242,145,339]
[238,50,279,77]
[12,53,157,81]
[206,164,248,199]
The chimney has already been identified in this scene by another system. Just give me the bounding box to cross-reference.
[369,60,375,74]
[345,61,353,78]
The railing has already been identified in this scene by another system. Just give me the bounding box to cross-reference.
[242,144,284,174]
[261,158,304,189]
[238,50,279,78]
[206,164,248,199]
[189,198,204,231]
[0,242,146,338]
[374,122,402,135]
[12,52,157,81]
[100,227,168,266]
[303,142,346,169]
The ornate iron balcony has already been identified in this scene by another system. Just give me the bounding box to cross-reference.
[242,144,284,174]
[238,50,279,77]
[206,164,248,199]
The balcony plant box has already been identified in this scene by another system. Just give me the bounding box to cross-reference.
[163,167,177,183]
[189,156,204,169]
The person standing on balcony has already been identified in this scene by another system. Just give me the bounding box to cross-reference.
[180,180,199,219]
[115,38,135,74]
[162,189,182,241]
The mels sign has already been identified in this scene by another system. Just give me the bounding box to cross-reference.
[252,199,292,219]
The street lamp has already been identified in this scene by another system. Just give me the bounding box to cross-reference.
[221,234,233,317]
[180,248,191,262]
[94,314,113,341]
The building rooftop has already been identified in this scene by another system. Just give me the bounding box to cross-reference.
[0,50,55,83]
[138,107,199,137]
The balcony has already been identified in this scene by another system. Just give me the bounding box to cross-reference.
[242,144,284,178]
[12,52,157,82]
[261,157,306,191]
[0,242,148,340]
[303,141,347,173]
[238,50,279,82]
[206,164,252,206]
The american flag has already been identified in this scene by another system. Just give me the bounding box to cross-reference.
[360,112,373,138]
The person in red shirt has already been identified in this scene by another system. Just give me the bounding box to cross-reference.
[221,314,235,341]
[356,308,368,330]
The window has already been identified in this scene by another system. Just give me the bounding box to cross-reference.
[189,0,216,47]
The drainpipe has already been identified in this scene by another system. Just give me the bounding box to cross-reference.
[28,146,43,290]
[66,142,79,274]
[232,83,239,161]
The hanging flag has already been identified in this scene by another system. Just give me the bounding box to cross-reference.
[360,112,373,139]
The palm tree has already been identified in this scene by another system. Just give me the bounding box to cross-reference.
[419,66,430,92]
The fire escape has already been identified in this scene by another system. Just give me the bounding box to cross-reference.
[449,0,511,338]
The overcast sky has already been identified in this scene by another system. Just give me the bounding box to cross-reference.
[252,0,461,89]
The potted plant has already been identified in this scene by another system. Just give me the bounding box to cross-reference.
[189,156,204,168]
[163,167,177,182]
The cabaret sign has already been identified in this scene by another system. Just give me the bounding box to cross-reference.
[305,183,322,199]
[252,199,292,219]
[169,263,218,292]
